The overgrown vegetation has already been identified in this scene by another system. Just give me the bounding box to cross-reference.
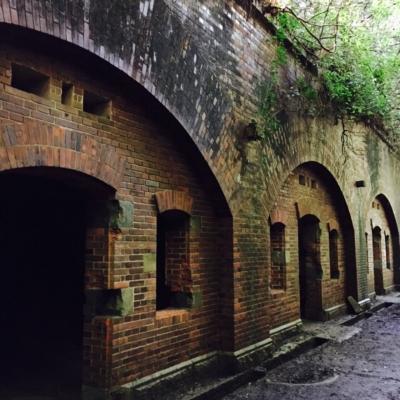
[256,0,400,141]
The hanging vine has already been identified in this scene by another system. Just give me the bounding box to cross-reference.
[254,0,400,145]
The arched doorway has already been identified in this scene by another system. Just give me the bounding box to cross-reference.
[0,22,234,392]
[0,167,114,399]
[298,215,323,320]
[372,226,384,295]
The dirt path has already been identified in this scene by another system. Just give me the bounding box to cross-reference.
[224,304,400,400]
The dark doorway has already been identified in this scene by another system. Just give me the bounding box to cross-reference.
[372,226,384,295]
[0,168,111,399]
[298,215,323,320]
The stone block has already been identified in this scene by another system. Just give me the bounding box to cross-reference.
[190,216,201,233]
[347,296,363,314]
[109,200,134,229]
[84,288,134,317]
[143,253,156,273]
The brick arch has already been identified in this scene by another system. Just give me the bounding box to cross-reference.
[267,158,354,231]
[369,193,400,285]
[327,219,340,232]
[277,161,358,301]
[272,160,354,238]
[155,190,193,215]
[366,192,399,242]
[0,5,236,209]
[365,192,399,230]
[0,121,125,189]
[269,207,289,225]
[295,202,321,221]
[370,219,381,230]
[255,121,356,229]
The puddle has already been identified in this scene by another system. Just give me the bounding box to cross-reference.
[266,362,337,385]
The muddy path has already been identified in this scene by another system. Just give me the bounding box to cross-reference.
[224,304,400,400]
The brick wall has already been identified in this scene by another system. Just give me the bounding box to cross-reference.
[0,42,232,390]
[1,0,400,395]
[270,223,285,290]
[269,164,348,329]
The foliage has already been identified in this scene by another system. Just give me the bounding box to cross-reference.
[258,0,400,138]
[295,77,318,102]
[257,78,280,138]
[321,48,390,121]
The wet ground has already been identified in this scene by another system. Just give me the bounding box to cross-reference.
[224,303,400,400]
[9,300,397,400]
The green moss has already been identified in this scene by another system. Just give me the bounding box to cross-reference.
[296,77,317,102]
[256,78,280,139]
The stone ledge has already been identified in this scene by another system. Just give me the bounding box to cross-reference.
[269,319,302,337]
[323,303,347,320]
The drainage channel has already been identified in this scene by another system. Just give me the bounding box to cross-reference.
[341,302,393,326]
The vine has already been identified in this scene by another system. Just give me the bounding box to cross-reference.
[256,12,295,139]
[255,0,400,144]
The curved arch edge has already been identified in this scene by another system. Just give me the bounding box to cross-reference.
[155,190,193,215]
[0,121,125,189]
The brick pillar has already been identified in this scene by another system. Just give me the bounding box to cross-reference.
[82,199,113,393]
[231,215,270,352]
[82,198,135,396]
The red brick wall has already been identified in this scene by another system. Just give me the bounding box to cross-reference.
[0,43,232,389]
[269,165,347,329]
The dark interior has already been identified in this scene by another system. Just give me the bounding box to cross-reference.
[11,63,50,97]
[0,168,110,399]
[373,226,384,295]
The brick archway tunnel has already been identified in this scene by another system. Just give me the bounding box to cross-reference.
[1,1,400,396]
[0,167,116,399]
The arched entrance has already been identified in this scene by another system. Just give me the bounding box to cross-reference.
[367,195,399,296]
[298,215,323,320]
[0,20,235,390]
[372,226,384,295]
[0,167,114,399]
[269,162,356,329]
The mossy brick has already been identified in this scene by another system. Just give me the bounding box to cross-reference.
[117,200,134,228]
[190,216,201,233]
[143,253,156,273]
